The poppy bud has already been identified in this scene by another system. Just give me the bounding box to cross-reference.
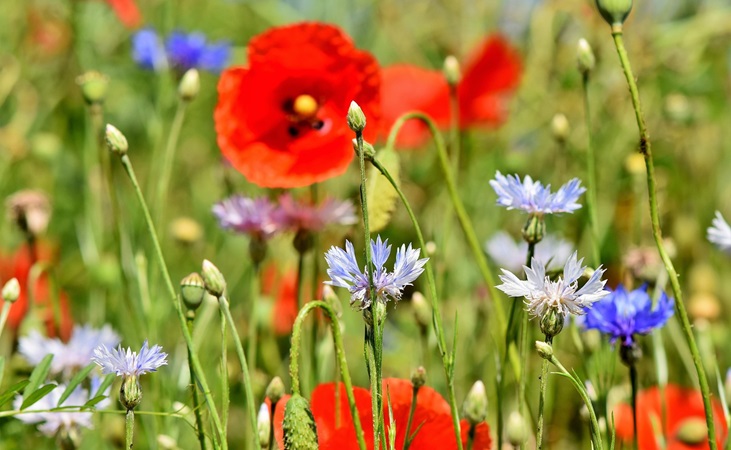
[105,124,128,155]
[595,0,633,27]
[120,375,142,411]
[576,39,596,75]
[201,259,226,297]
[411,366,427,389]
[257,403,271,447]
[347,101,367,133]
[443,55,461,87]
[463,380,487,425]
[76,71,109,105]
[507,411,527,446]
[535,340,554,360]
[266,376,285,404]
[675,417,707,445]
[180,273,206,311]
[2,278,20,303]
[411,292,431,332]
[522,214,545,244]
[178,69,200,101]
[283,394,319,449]
[539,307,564,338]
[551,113,570,144]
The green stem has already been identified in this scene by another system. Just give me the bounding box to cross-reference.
[448,85,461,174]
[289,300,367,450]
[247,264,260,378]
[610,27,717,450]
[220,308,229,441]
[117,153,226,447]
[630,363,638,450]
[0,302,12,340]
[154,99,188,223]
[536,335,553,450]
[186,315,207,450]
[296,251,306,312]
[518,242,536,450]
[125,409,135,450]
[218,295,261,450]
[402,386,420,450]
[581,72,601,267]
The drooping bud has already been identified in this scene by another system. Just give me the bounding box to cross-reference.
[120,375,142,411]
[351,138,376,160]
[266,376,285,404]
[76,71,109,105]
[576,39,596,75]
[507,411,528,446]
[105,124,128,155]
[201,259,226,297]
[257,403,271,447]
[347,101,366,133]
[443,55,461,87]
[282,394,319,449]
[539,307,564,338]
[595,0,633,27]
[412,292,431,332]
[535,341,554,360]
[2,278,20,303]
[411,366,427,389]
[178,69,200,101]
[180,273,206,311]
[463,380,487,425]
[6,190,51,237]
[675,417,707,445]
[522,214,545,244]
[551,113,570,144]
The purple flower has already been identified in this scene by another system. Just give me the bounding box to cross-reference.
[582,284,674,346]
[165,31,230,73]
[489,171,586,215]
[132,29,167,70]
[92,340,168,377]
[485,231,573,274]
[274,193,357,233]
[213,195,279,240]
[708,211,731,254]
[324,236,428,309]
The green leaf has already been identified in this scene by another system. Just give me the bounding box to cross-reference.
[20,383,57,409]
[367,148,400,232]
[83,395,108,409]
[23,354,53,398]
[92,373,116,398]
[0,379,30,407]
[57,363,96,407]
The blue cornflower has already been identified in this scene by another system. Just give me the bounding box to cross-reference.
[212,195,279,240]
[165,31,230,73]
[489,171,586,215]
[132,29,167,70]
[92,340,168,377]
[708,211,731,254]
[324,236,428,309]
[582,284,674,346]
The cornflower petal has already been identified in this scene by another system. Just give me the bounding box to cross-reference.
[708,211,731,254]
[489,171,585,215]
[92,340,167,377]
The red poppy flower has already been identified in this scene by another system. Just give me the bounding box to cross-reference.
[105,0,142,28]
[272,379,491,449]
[261,265,322,336]
[614,384,727,450]
[215,22,381,188]
[0,244,73,340]
[380,34,521,148]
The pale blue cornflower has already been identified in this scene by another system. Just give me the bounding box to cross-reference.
[324,236,428,309]
[489,171,586,215]
[92,340,168,377]
[212,195,279,240]
[497,252,609,319]
[708,211,731,254]
[485,231,573,274]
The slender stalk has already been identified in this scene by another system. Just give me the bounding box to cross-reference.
[518,242,536,450]
[247,264,260,378]
[125,409,135,450]
[186,315,207,450]
[448,85,461,174]
[289,300,367,450]
[154,99,188,222]
[220,308,229,441]
[117,154,226,447]
[536,335,553,450]
[296,252,306,312]
[218,295,261,450]
[268,402,277,450]
[630,364,638,450]
[610,27,717,449]
[0,302,12,339]
[581,72,601,267]
[402,386,419,450]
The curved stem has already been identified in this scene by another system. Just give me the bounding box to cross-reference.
[289,300,367,450]
[185,316,207,450]
[125,409,135,450]
[610,28,717,449]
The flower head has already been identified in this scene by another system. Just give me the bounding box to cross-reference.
[19,324,120,375]
[485,231,573,274]
[708,211,731,254]
[582,285,674,346]
[92,340,168,377]
[324,236,427,309]
[490,171,585,215]
[213,195,279,240]
[214,22,381,188]
[165,31,230,73]
[274,193,357,233]
[497,252,608,319]
[132,29,167,71]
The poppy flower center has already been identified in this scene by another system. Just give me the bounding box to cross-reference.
[292,94,319,120]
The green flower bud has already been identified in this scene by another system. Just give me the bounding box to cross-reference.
[535,340,554,360]
[675,417,707,445]
[120,375,142,411]
[347,101,366,133]
[105,124,128,155]
[201,259,226,297]
[266,376,285,404]
[539,307,564,338]
[178,69,200,102]
[595,0,633,27]
[257,403,271,447]
[283,395,318,450]
[351,138,376,160]
[576,38,596,75]
[180,273,206,311]
[76,71,109,105]
[411,366,427,389]
[443,55,461,86]
[522,214,545,244]
[507,411,527,446]
[463,380,487,425]
[2,278,20,303]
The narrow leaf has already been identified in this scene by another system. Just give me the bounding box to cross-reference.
[367,148,400,232]
[92,373,116,398]
[83,395,108,409]
[0,380,30,407]
[21,383,57,409]
[57,363,96,406]
[23,354,54,398]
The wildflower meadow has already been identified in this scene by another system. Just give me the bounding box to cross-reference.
[2,0,731,449]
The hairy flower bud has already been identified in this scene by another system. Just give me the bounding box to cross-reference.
[201,259,226,297]
[540,307,564,338]
[351,138,376,160]
[120,375,142,411]
[535,341,554,360]
[411,366,427,389]
[2,278,20,303]
[576,39,596,75]
[595,0,633,27]
[257,403,271,447]
[347,101,367,133]
[178,69,200,101]
[283,395,318,449]
[266,376,285,404]
[463,380,487,425]
[105,124,128,155]
[443,55,461,86]
[180,273,206,311]
[522,214,545,244]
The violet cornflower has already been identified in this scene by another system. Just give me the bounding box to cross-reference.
[489,171,585,215]
[92,340,168,378]
[131,29,230,73]
[274,193,357,233]
[212,195,279,240]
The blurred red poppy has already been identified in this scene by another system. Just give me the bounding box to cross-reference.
[261,265,321,336]
[215,22,381,188]
[381,34,521,148]
[272,379,491,449]
[614,384,727,450]
[105,0,142,28]
[0,244,73,341]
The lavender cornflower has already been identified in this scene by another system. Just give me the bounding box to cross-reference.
[582,284,674,346]
[324,236,428,309]
[485,231,573,274]
[274,193,357,232]
[19,324,120,376]
[490,171,585,215]
[708,211,731,254]
[497,252,608,336]
[213,195,279,240]
[165,31,231,73]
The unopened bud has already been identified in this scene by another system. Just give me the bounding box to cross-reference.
[2,278,20,303]
[539,307,564,338]
[535,340,554,360]
[347,101,366,133]
[178,69,200,101]
[322,285,343,319]
[507,411,527,446]
[352,138,376,160]
[412,292,431,331]
[76,71,109,105]
[266,376,285,404]
[257,403,271,447]
[120,375,142,411]
[522,215,545,244]
[201,259,226,297]
[105,124,128,155]
[463,380,487,425]
[443,55,461,86]
[411,366,427,389]
[283,395,319,449]
[180,273,206,311]
[577,39,596,75]
[595,0,633,27]
[675,417,707,445]
[551,113,570,143]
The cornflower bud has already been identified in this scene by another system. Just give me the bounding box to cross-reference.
[76,71,109,105]
[463,380,487,425]
[576,39,596,75]
[2,278,20,303]
[443,55,461,86]
[257,403,271,447]
[178,69,200,101]
[507,411,527,446]
[201,259,226,297]
[351,138,376,160]
[105,124,128,155]
[347,101,366,133]
[411,292,431,332]
[266,376,285,404]
[551,113,570,144]
[535,341,554,360]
